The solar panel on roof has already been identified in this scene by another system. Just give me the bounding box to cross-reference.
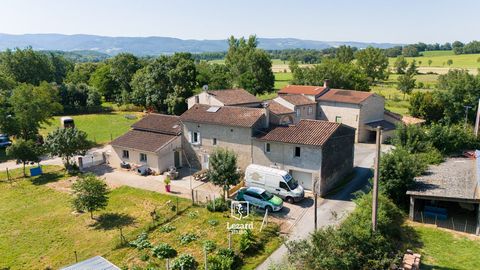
[206,106,221,112]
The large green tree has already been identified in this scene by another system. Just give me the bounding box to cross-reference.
[44,127,91,169]
[291,58,370,91]
[355,47,389,83]
[130,53,196,114]
[335,45,355,63]
[196,61,232,90]
[65,62,98,84]
[206,148,240,199]
[0,47,54,85]
[225,35,274,95]
[6,139,42,177]
[397,72,416,99]
[72,173,109,219]
[8,82,62,140]
[109,53,141,104]
[89,63,118,101]
[393,56,408,74]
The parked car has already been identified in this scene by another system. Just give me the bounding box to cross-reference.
[236,187,283,212]
[0,134,12,148]
[244,164,304,203]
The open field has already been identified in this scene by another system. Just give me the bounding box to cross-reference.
[0,166,281,270]
[403,222,480,270]
[40,112,143,145]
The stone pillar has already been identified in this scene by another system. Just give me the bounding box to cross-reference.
[476,203,480,236]
[409,196,415,220]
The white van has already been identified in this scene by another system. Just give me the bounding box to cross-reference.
[244,164,304,203]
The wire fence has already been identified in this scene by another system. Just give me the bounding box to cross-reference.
[413,211,478,235]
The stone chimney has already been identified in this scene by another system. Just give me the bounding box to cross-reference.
[261,102,270,128]
[323,79,330,88]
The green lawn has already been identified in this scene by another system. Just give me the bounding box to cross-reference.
[0,166,281,270]
[389,50,480,69]
[40,112,143,145]
[403,223,480,270]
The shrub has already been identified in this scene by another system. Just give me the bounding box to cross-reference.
[428,123,480,155]
[140,253,150,261]
[159,224,176,233]
[239,229,258,255]
[187,211,199,219]
[208,219,219,226]
[151,243,177,260]
[129,232,152,250]
[208,248,241,270]
[203,240,217,253]
[171,254,198,270]
[207,198,229,212]
[179,233,198,245]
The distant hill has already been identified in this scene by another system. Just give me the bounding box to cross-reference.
[0,33,403,56]
[39,50,110,62]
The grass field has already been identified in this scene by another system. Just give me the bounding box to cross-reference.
[0,166,281,270]
[40,112,143,145]
[389,50,480,69]
[403,223,480,270]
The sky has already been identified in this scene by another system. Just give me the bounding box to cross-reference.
[0,0,479,43]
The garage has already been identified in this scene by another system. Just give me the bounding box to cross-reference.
[291,170,313,190]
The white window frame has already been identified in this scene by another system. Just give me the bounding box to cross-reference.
[265,142,271,153]
[140,153,147,162]
[308,106,313,115]
[191,131,201,145]
[296,108,301,117]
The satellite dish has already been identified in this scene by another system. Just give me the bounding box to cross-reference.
[202,85,209,91]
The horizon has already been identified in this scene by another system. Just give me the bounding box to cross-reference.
[0,0,478,44]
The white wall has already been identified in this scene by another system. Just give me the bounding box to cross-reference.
[187,92,224,109]
[318,101,361,140]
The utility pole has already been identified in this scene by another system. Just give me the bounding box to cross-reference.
[475,99,480,137]
[314,178,318,231]
[372,126,382,232]
[464,105,472,129]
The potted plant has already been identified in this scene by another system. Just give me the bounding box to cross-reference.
[164,176,171,192]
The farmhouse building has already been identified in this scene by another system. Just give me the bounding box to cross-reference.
[187,88,262,109]
[407,153,480,235]
[109,114,182,173]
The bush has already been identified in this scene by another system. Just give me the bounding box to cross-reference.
[208,219,219,226]
[239,229,258,255]
[208,248,242,270]
[428,123,480,155]
[187,211,199,219]
[179,233,198,245]
[129,232,152,250]
[151,243,177,260]
[171,254,198,270]
[207,198,230,212]
[159,224,176,233]
[203,240,217,253]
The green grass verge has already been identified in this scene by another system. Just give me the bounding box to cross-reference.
[0,166,282,270]
[403,223,480,270]
[40,112,143,145]
[389,51,480,69]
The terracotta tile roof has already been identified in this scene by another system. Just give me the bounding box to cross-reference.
[111,130,178,153]
[278,85,327,96]
[131,114,181,135]
[384,111,426,125]
[180,104,265,128]
[278,95,316,106]
[317,89,373,104]
[207,89,261,106]
[267,100,294,115]
[256,119,343,146]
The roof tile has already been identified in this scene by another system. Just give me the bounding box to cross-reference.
[111,130,177,153]
[207,89,260,106]
[131,114,181,135]
[181,104,265,128]
[317,89,373,104]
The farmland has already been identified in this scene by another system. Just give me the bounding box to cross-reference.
[0,166,281,270]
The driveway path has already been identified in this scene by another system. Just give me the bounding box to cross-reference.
[257,144,391,269]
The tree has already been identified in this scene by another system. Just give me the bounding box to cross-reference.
[44,127,91,169]
[406,60,418,75]
[409,91,445,123]
[108,53,141,104]
[335,45,355,63]
[397,72,416,99]
[452,41,464,54]
[65,62,98,84]
[394,56,408,74]
[428,59,433,66]
[0,47,54,85]
[72,173,109,219]
[196,61,232,90]
[131,53,196,114]
[225,35,274,95]
[49,53,74,84]
[206,148,240,198]
[402,45,419,57]
[6,139,42,177]
[291,58,370,91]
[89,63,118,101]
[379,147,425,207]
[355,47,389,83]
[447,59,453,66]
[8,82,62,140]
[152,243,178,269]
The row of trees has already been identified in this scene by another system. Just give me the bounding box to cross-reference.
[290,46,389,91]
[452,40,480,55]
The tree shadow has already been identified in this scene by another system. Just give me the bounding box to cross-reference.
[31,172,64,185]
[90,212,136,230]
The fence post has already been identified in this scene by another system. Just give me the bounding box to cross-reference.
[204,245,208,270]
[451,218,455,230]
[228,231,232,249]
[421,211,424,223]
[176,197,179,216]
[6,167,11,184]
[464,220,468,232]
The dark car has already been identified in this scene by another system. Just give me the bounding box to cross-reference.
[0,134,12,148]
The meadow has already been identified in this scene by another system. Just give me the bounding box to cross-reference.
[0,166,281,270]
[388,50,480,69]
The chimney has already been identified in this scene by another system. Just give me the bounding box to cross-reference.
[261,102,270,128]
[323,79,330,88]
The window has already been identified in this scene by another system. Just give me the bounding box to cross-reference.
[265,143,271,153]
[335,116,342,123]
[140,153,147,162]
[294,147,301,157]
[122,150,129,159]
[195,95,199,103]
[191,131,200,144]
[213,138,217,145]
[280,182,290,190]
[296,108,301,117]
[307,106,313,115]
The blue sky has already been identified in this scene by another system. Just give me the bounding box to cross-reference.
[0,0,478,43]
